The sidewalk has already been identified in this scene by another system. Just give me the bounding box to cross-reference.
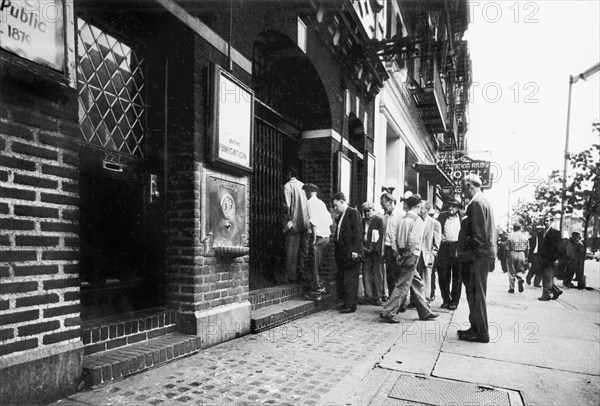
[56,260,600,406]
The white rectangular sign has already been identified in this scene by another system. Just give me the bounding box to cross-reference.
[0,0,65,71]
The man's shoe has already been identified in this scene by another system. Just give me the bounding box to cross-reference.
[421,313,439,321]
[508,289,514,293]
[448,304,457,310]
[538,296,551,301]
[457,328,475,338]
[430,294,436,301]
[407,303,416,309]
[440,302,449,309]
[397,306,407,313]
[563,283,574,289]
[374,299,383,306]
[340,306,356,314]
[552,290,563,300]
[382,296,388,302]
[526,276,532,285]
[380,314,401,324]
[518,279,524,293]
[458,333,490,343]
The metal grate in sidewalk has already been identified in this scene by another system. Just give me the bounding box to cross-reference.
[386,374,511,405]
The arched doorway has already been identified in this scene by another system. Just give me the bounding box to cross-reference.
[250,30,331,289]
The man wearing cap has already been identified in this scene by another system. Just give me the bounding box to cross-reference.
[302,183,333,300]
[563,232,585,288]
[418,201,441,302]
[457,174,496,343]
[380,194,439,323]
[537,213,563,301]
[361,201,384,305]
[436,196,463,310]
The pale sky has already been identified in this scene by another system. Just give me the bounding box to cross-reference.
[463,0,600,223]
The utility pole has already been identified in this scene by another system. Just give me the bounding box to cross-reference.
[561,62,600,235]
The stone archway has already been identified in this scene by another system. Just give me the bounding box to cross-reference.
[250,30,331,289]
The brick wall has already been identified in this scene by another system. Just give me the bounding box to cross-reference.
[0,66,81,359]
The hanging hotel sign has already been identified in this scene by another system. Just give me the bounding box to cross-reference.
[0,0,66,71]
[209,63,254,173]
[450,155,491,189]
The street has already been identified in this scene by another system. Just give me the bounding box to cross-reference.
[55,260,600,406]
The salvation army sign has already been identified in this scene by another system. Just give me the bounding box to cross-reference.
[450,155,491,189]
[0,0,65,71]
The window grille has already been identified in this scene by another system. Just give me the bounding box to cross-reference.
[76,18,146,158]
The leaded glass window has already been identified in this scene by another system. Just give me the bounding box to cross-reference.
[77,18,146,158]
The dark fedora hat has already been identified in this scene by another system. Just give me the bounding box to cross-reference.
[446,196,462,207]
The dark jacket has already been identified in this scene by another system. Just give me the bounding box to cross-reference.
[335,206,364,261]
[457,192,497,261]
[538,227,562,265]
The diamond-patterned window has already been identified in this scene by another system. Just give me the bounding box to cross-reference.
[77,18,146,158]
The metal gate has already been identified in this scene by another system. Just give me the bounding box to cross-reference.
[250,117,285,288]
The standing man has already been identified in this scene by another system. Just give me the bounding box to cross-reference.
[562,232,585,289]
[282,167,310,285]
[538,213,564,301]
[457,174,496,343]
[436,196,463,310]
[419,201,441,302]
[361,201,384,305]
[302,183,332,301]
[380,194,439,323]
[380,192,405,302]
[332,192,364,313]
[526,224,545,287]
[505,223,529,293]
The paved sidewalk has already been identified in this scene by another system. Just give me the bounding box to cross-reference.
[55,260,600,406]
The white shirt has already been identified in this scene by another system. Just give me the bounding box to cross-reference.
[384,207,405,248]
[443,215,460,242]
[307,196,333,238]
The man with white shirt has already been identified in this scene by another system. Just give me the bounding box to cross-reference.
[380,194,439,323]
[436,196,463,310]
[302,183,333,301]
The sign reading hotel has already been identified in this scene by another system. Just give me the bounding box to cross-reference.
[450,155,491,189]
[210,64,254,173]
[0,0,65,71]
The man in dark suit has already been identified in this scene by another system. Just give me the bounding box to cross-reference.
[436,196,463,310]
[332,192,364,313]
[457,174,497,343]
[362,201,384,305]
[526,225,545,287]
[538,213,563,301]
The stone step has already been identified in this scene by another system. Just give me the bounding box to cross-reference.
[250,294,334,333]
[81,333,202,388]
[249,283,304,311]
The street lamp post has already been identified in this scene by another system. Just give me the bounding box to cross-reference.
[560,62,600,236]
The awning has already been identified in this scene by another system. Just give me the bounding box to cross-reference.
[412,163,454,187]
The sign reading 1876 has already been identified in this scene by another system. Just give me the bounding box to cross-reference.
[0,0,65,71]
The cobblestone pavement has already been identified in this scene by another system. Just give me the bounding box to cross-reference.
[56,306,424,406]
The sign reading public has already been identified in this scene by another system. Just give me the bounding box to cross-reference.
[0,0,65,71]
[210,64,254,173]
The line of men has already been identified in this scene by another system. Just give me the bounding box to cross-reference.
[282,168,497,343]
[499,215,585,298]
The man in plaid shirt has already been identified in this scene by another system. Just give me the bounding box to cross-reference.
[506,223,530,293]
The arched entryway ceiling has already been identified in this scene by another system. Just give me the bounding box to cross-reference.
[253,30,331,131]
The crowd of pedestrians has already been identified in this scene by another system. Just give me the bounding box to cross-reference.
[281,170,587,344]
